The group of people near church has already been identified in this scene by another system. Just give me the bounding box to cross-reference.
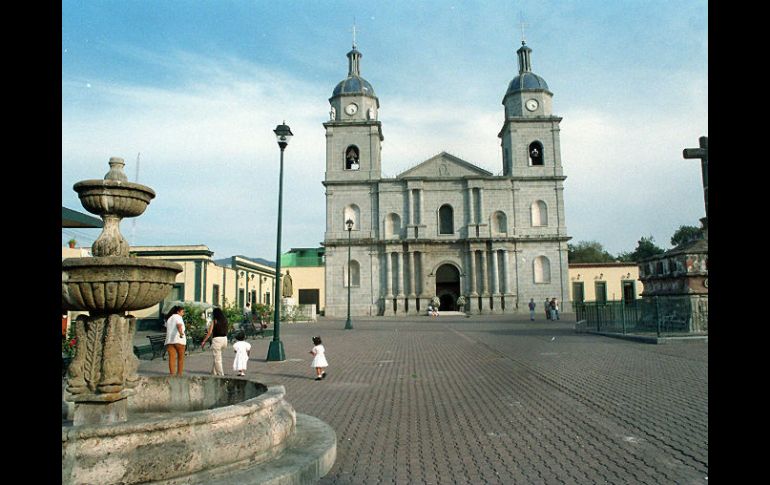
[162,302,328,381]
[527,298,560,321]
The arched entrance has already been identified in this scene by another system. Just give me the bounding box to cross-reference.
[435,264,460,311]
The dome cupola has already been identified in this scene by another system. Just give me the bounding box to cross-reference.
[332,47,377,98]
[505,41,550,96]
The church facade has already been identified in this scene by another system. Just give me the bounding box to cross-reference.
[322,41,571,316]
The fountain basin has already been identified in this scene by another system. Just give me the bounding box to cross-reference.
[62,257,182,312]
[62,376,336,485]
[74,179,156,218]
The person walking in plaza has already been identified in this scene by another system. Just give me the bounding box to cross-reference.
[232,331,251,377]
[309,336,328,381]
[200,307,229,376]
[243,302,252,323]
[549,298,558,321]
[544,298,551,320]
[528,298,536,321]
[164,305,186,376]
[553,298,560,320]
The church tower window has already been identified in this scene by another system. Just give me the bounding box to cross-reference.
[528,141,544,166]
[533,256,551,283]
[344,204,360,230]
[344,260,361,287]
[531,200,548,227]
[438,205,454,234]
[345,145,361,170]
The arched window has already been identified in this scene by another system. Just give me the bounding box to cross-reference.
[492,211,507,235]
[344,260,360,287]
[439,204,454,235]
[531,200,548,227]
[384,213,401,239]
[533,256,551,284]
[343,204,360,231]
[528,141,544,166]
[344,145,360,170]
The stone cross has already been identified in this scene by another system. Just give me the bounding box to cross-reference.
[682,136,708,220]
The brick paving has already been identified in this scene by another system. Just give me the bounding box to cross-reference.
[137,314,708,484]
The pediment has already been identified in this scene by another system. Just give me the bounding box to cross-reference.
[397,152,493,179]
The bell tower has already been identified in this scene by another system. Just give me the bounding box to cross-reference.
[323,42,383,183]
[498,41,563,177]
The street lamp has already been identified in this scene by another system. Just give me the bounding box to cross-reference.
[344,218,354,329]
[266,122,293,362]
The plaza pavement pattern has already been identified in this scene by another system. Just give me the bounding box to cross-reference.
[137,314,708,484]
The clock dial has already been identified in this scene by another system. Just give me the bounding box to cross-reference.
[525,99,539,111]
[345,103,358,115]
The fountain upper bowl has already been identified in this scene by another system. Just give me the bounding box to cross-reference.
[62,257,182,312]
[73,180,156,218]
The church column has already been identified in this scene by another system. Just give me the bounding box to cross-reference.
[408,250,417,297]
[480,249,491,313]
[491,249,500,295]
[383,251,394,316]
[406,189,413,226]
[468,249,477,296]
[396,251,406,314]
[418,189,424,225]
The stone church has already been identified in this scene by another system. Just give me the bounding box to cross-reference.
[322,40,570,316]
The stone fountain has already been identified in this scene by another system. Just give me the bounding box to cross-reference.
[62,158,335,484]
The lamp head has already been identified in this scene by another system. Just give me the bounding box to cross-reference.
[346,218,354,231]
[274,122,293,149]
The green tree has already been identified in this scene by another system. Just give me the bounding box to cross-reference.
[182,304,207,342]
[617,236,666,263]
[670,225,702,247]
[567,240,616,263]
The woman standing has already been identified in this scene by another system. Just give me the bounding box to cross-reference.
[164,305,187,375]
[201,307,229,376]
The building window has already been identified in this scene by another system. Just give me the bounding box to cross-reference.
[528,141,544,166]
[385,213,401,239]
[212,284,220,306]
[345,145,360,170]
[533,256,551,283]
[344,260,361,287]
[344,204,360,231]
[572,282,585,304]
[531,200,548,227]
[439,204,454,234]
[492,211,507,235]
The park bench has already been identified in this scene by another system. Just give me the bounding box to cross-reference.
[147,334,167,360]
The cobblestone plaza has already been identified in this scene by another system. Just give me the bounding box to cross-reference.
[137,315,708,484]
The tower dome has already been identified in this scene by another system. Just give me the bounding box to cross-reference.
[504,41,550,96]
[332,47,377,98]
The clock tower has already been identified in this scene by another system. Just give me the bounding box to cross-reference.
[498,41,564,177]
[323,44,384,183]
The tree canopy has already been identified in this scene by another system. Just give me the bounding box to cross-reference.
[567,240,617,263]
[617,236,665,263]
[670,225,703,247]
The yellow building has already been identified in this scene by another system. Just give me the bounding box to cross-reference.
[280,248,325,314]
[568,263,643,304]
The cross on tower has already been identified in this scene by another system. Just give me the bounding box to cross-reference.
[682,136,708,229]
[351,20,358,48]
[519,13,528,44]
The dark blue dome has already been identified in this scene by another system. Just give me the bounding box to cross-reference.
[333,76,376,97]
[506,72,549,95]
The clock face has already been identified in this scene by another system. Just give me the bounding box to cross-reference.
[525,99,539,111]
[345,103,358,115]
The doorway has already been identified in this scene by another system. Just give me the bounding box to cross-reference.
[435,264,460,311]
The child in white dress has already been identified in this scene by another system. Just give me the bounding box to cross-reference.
[232,332,251,377]
[309,336,328,381]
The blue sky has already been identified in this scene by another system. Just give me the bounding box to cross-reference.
[62,0,708,259]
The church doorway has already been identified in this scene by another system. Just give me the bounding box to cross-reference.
[435,264,460,311]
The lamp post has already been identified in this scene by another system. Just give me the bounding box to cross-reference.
[266,122,292,362]
[344,218,354,330]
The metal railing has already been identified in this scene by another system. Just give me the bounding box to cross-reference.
[573,297,707,337]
